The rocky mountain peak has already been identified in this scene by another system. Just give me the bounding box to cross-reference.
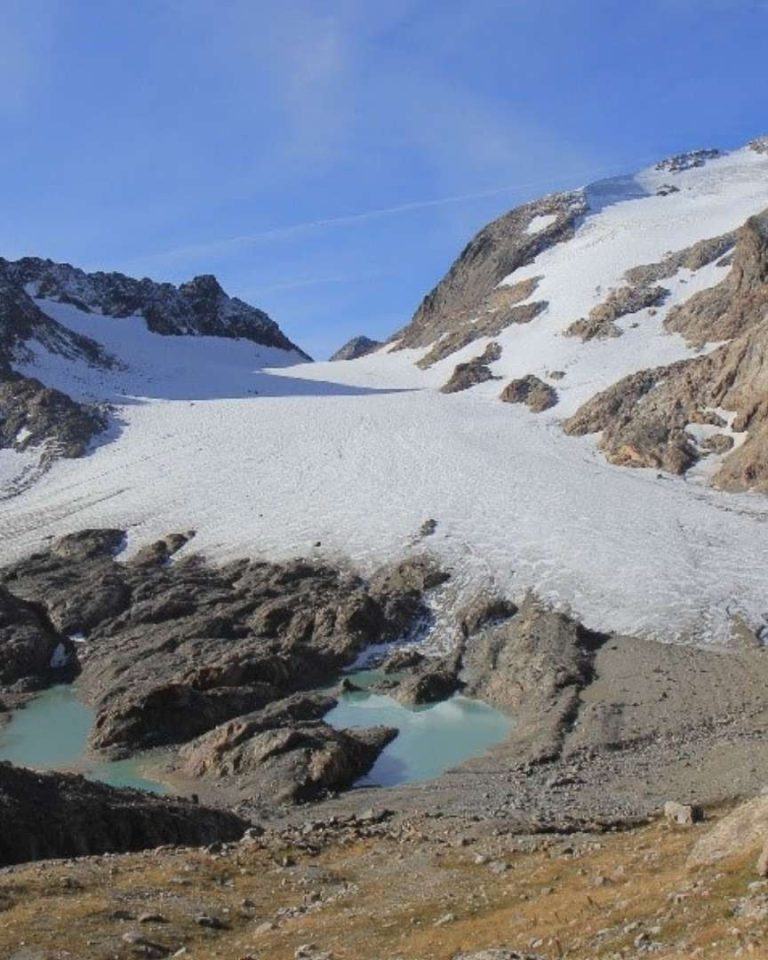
[0,256,309,357]
[329,335,382,361]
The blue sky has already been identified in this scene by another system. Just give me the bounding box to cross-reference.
[2,0,768,358]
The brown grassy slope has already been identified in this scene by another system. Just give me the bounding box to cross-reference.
[1,809,767,960]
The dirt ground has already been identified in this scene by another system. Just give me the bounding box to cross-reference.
[1,806,768,960]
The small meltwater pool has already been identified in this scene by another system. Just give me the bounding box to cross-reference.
[324,670,512,787]
[0,685,167,794]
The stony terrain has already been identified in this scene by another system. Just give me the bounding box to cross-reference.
[440,342,502,394]
[3,797,768,959]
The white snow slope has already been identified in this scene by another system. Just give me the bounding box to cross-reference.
[3,145,768,645]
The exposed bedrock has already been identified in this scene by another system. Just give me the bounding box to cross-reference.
[565,210,768,489]
[565,284,669,341]
[178,693,397,808]
[0,762,247,867]
[460,595,607,764]
[0,531,447,756]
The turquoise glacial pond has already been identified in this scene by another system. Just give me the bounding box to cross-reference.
[0,673,512,793]
[325,670,512,787]
[0,685,167,794]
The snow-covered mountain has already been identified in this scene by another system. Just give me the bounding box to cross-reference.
[0,260,310,468]
[3,138,768,645]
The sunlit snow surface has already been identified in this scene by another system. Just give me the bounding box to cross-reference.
[3,148,768,644]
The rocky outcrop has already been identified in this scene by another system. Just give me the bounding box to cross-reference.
[565,284,669,341]
[179,693,396,805]
[392,191,585,358]
[418,299,545,368]
[566,230,736,344]
[0,531,445,756]
[565,209,768,488]
[624,231,737,287]
[460,595,606,763]
[0,258,308,357]
[329,336,382,361]
[440,342,502,393]
[654,149,721,173]
[0,372,106,459]
[500,375,558,412]
[0,762,246,867]
[664,213,768,346]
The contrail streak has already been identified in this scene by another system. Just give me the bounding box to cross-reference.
[143,153,667,266]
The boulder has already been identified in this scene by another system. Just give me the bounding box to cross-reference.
[500,375,558,413]
[664,801,703,826]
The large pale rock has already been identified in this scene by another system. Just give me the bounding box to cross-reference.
[688,795,768,867]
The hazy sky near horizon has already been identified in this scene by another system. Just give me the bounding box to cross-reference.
[2,0,768,358]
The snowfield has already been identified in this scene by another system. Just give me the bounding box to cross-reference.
[3,146,768,645]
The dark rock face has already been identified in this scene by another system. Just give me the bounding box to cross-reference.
[392,192,585,356]
[0,258,309,357]
[0,762,246,867]
[0,531,444,757]
[180,693,396,805]
[440,342,502,394]
[0,372,106,459]
[499,375,558,412]
[329,336,382,361]
[0,586,71,688]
